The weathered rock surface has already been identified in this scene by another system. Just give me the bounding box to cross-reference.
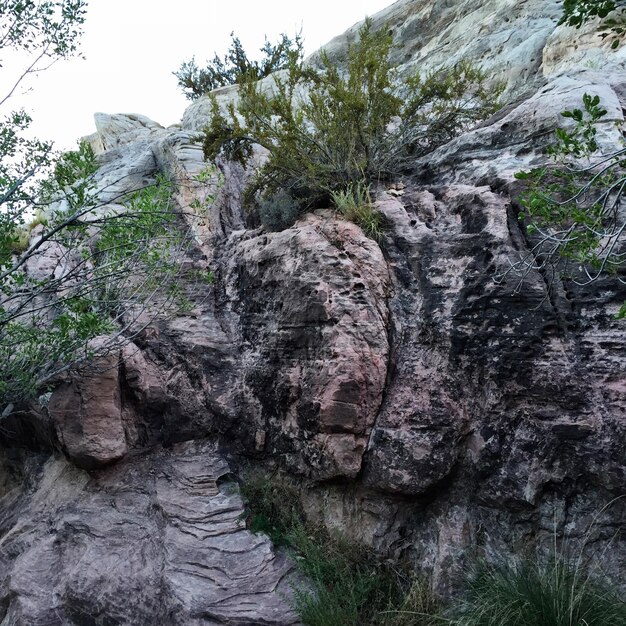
[221,213,390,479]
[0,441,299,625]
[3,0,626,620]
[313,0,561,98]
[48,346,127,469]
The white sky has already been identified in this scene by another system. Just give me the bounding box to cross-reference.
[3,0,393,151]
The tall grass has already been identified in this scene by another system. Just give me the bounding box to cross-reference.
[241,472,626,626]
[289,523,441,626]
[456,554,626,626]
[240,471,441,626]
[239,470,303,546]
[458,500,626,626]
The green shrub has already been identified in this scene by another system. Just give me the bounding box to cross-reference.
[240,472,626,626]
[511,93,626,317]
[174,31,303,101]
[41,140,98,210]
[0,171,204,405]
[288,523,384,626]
[203,19,503,225]
[559,0,625,48]
[456,556,626,626]
[257,189,304,231]
[3,210,45,255]
[331,183,385,241]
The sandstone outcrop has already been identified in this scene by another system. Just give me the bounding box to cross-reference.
[0,442,299,624]
[48,345,128,469]
[1,0,626,621]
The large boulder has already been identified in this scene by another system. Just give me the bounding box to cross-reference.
[48,345,127,469]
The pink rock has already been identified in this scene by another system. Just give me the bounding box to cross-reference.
[49,345,127,469]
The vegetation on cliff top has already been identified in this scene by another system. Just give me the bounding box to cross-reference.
[174,31,303,101]
[200,19,503,232]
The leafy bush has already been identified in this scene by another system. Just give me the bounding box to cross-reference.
[6,210,46,254]
[1,160,202,405]
[511,93,626,316]
[456,555,626,626]
[559,0,625,48]
[203,19,503,230]
[0,2,205,414]
[289,524,395,626]
[47,140,98,191]
[174,31,303,101]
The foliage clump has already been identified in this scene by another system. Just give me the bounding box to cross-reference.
[174,31,303,101]
[457,555,626,626]
[1,1,213,415]
[512,93,626,316]
[331,183,385,241]
[1,139,203,405]
[202,19,503,232]
[559,0,626,48]
[289,524,440,626]
[257,189,304,232]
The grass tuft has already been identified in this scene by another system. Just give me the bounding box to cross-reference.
[331,182,386,242]
[456,555,626,626]
[239,470,304,547]
[240,471,441,626]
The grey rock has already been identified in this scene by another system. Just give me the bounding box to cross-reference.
[0,441,300,625]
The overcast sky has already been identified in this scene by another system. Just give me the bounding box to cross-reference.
[3,0,393,151]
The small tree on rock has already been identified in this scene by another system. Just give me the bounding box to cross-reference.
[202,19,503,231]
[174,31,304,101]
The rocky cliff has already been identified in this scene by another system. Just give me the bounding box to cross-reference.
[1,0,626,623]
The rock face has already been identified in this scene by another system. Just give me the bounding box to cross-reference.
[2,0,626,621]
[0,442,299,625]
[48,348,127,469]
